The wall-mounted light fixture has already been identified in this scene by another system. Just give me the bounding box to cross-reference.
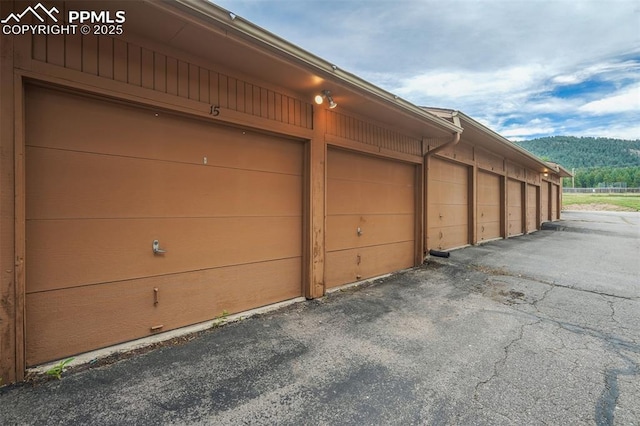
[314,90,337,109]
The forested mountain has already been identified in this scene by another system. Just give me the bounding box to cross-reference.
[516,136,640,169]
[515,136,640,188]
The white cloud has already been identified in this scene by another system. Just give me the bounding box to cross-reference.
[394,66,543,101]
[494,116,557,140]
[214,0,640,140]
[578,83,640,115]
[571,122,640,141]
[551,59,640,86]
[501,126,557,139]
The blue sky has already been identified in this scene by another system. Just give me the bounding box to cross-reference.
[213,0,639,141]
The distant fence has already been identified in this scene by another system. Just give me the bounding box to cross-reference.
[563,188,640,194]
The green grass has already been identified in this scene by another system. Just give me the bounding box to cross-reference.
[563,193,640,211]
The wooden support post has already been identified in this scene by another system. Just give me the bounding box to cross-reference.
[305,106,326,299]
[521,181,527,235]
[0,1,18,383]
[536,184,541,230]
[414,162,424,264]
[470,164,478,245]
[423,155,431,254]
[501,167,508,239]
[523,172,529,235]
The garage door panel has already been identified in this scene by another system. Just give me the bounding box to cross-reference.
[477,170,503,242]
[326,214,414,251]
[27,216,302,293]
[508,181,522,202]
[527,184,538,232]
[326,149,415,289]
[478,207,501,224]
[26,86,303,366]
[325,250,360,288]
[327,149,415,185]
[428,204,469,227]
[26,86,303,176]
[478,172,501,205]
[551,184,559,219]
[325,241,414,289]
[430,158,468,183]
[427,158,469,250]
[427,225,469,250]
[358,241,414,281]
[26,257,301,366]
[508,179,523,236]
[27,147,302,219]
[478,202,501,242]
[508,215,523,235]
[327,179,414,215]
[541,182,550,222]
[507,184,523,235]
[432,181,468,204]
[478,221,501,242]
[478,196,501,207]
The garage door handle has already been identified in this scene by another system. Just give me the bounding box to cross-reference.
[152,240,167,254]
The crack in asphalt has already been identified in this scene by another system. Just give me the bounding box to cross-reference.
[472,318,540,401]
[606,299,622,329]
[469,263,638,302]
[460,261,640,425]
[595,351,639,426]
[619,216,637,226]
[533,283,554,313]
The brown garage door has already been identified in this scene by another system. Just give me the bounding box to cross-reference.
[25,86,303,366]
[541,181,550,222]
[427,157,469,250]
[477,171,502,242]
[551,184,559,220]
[326,149,415,288]
[526,184,538,233]
[507,179,524,236]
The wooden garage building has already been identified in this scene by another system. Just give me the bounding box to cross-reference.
[423,109,570,251]
[0,0,569,383]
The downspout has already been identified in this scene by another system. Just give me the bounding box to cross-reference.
[423,112,462,260]
[423,111,462,157]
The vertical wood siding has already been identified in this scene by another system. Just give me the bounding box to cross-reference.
[30,33,313,129]
[507,162,525,180]
[326,110,422,156]
[436,141,474,163]
[476,149,505,173]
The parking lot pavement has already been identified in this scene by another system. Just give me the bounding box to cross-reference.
[1,211,638,425]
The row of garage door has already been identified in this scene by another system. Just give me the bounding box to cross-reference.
[427,157,559,250]
[25,86,417,365]
[25,86,559,366]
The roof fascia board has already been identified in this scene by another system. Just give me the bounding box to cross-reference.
[425,107,573,177]
[457,111,554,171]
[546,162,573,177]
[426,107,562,174]
[164,0,462,134]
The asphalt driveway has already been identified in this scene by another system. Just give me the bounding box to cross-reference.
[1,210,638,425]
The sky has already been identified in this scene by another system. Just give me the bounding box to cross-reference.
[213,0,639,141]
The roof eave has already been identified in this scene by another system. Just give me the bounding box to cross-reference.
[168,0,462,135]
[423,107,569,175]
